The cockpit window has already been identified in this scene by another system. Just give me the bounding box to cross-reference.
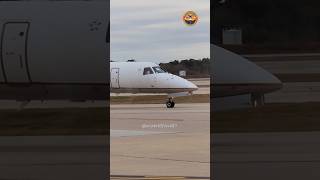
[143,67,154,75]
[152,66,166,73]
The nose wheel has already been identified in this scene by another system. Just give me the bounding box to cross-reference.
[250,93,265,107]
[166,97,175,108]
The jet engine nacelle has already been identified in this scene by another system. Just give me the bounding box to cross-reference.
[0,1,109,101]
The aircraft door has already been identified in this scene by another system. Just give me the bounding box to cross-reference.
[111,68,120,88]
[1,22,31,83]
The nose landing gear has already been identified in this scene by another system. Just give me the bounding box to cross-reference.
[166,97,175,108]
[250,93,265,107]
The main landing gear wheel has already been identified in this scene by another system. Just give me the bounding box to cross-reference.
[166,97,175,108]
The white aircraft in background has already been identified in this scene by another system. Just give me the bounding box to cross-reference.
[110,61,198,108]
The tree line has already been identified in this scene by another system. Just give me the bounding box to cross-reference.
[159,58,210,78]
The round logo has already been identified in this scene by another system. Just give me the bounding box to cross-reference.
[183,11,199,26]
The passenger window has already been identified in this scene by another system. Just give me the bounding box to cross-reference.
[143,67,154,75]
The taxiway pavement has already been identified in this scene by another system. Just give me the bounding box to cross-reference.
[214,132,320,180]
[0,136,108,180]
[111,103,210,177]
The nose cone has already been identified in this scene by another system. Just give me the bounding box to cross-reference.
[211,45,282,96]
[185,78,198,91]
[212,45,281,85]
[175,75,198,91]
[167,74,198,92]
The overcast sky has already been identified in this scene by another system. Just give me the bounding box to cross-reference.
[111,0,210,63]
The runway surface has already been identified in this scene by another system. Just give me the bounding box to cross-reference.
[111,103,210,178]
[267,82,320,103]
[255,60,320,74]
[214,132,320,180]
[0,136,108,180]
[214,81,320,111]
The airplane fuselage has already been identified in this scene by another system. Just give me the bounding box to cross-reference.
[110,61,198,94]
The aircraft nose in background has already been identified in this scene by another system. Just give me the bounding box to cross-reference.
[212,45,282,85]
[211,45,283,97]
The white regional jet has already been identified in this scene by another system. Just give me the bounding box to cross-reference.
[110,61,198,108]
